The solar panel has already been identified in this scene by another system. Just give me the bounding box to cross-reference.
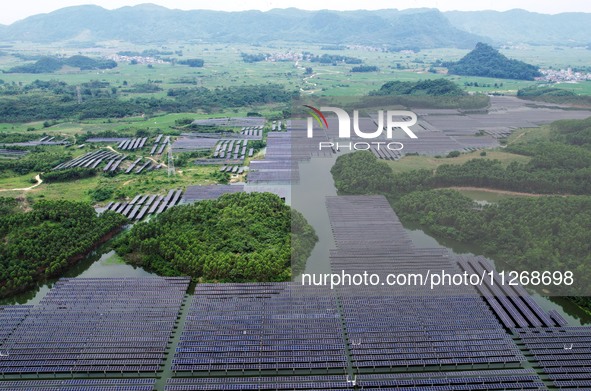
[0,278,189,377]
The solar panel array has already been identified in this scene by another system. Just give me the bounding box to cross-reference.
[182,185,244,203]
[0,149,29,157]
[104,156,127,172]
[516,327,591,389]
[166,375,351,390]
[0,379,156,391]
[457,256,562,329]
[190,117,266,127]
[117,137,148,151]
[0,306,31,345]
[155,136,171,155]
[3,137,69,147]
[219,165,245,174]
[213,139,249,160]
[53,149,120,170]
[171,283,347,376]
[424,96,591,139]
[104,189,183,220]
[325,196,529,373]
[356,369,546,390]
[86,137,128,144]
[247,170,298,184]
[0,278,189,378]
[244,126,331,186]
[173,137,220,153]
[240,126,263,139]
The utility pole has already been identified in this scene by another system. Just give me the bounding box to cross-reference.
[167,144,175,177]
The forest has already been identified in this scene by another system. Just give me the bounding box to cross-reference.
[366,79,489,109]
[517,86,591,107]
[395,190,591,298]
[0,199,127,298]
[0,80,298,122]
[115,192,317,282]
[0,149,71,175]
[309,54,362,64]
[370,79,467,96]
[351,65,379,72]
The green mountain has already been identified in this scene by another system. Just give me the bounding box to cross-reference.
[446,42,541,80]
[2,5,591,47]
[445,9,591,46]
[0,5,483,48]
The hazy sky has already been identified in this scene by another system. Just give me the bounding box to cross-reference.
[2,0,591,25]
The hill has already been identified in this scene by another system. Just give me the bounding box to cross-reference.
[0,5,483,47]
[6,55,117,73]
[445,9,591,46]
[115,192,318,281]
[446,43,541,80]
[371,79,466,96]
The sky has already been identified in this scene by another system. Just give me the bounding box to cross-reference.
[2,0,591,25]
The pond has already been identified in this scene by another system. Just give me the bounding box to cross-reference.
[0,245,155,306]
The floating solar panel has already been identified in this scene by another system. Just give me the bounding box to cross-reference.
[322,196,530,373]
[247,170,297,184]
[173,283,346,376]
[516,327,591,388]
[0,278,189,378]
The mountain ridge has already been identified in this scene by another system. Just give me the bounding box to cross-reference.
[1,5,590,46]
[0,5,483,47]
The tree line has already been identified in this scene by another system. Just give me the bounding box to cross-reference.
[0,199,127,298]
[41,167,97,183]
[6,55,117,73]
[0,80,298,123]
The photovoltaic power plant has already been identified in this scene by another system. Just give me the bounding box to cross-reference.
[2,196,591,390]
[0,278,189,380]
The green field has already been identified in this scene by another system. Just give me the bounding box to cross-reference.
[2,43,591,100]
[387,150,531,174]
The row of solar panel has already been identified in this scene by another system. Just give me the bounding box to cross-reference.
[53,149,120,171]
